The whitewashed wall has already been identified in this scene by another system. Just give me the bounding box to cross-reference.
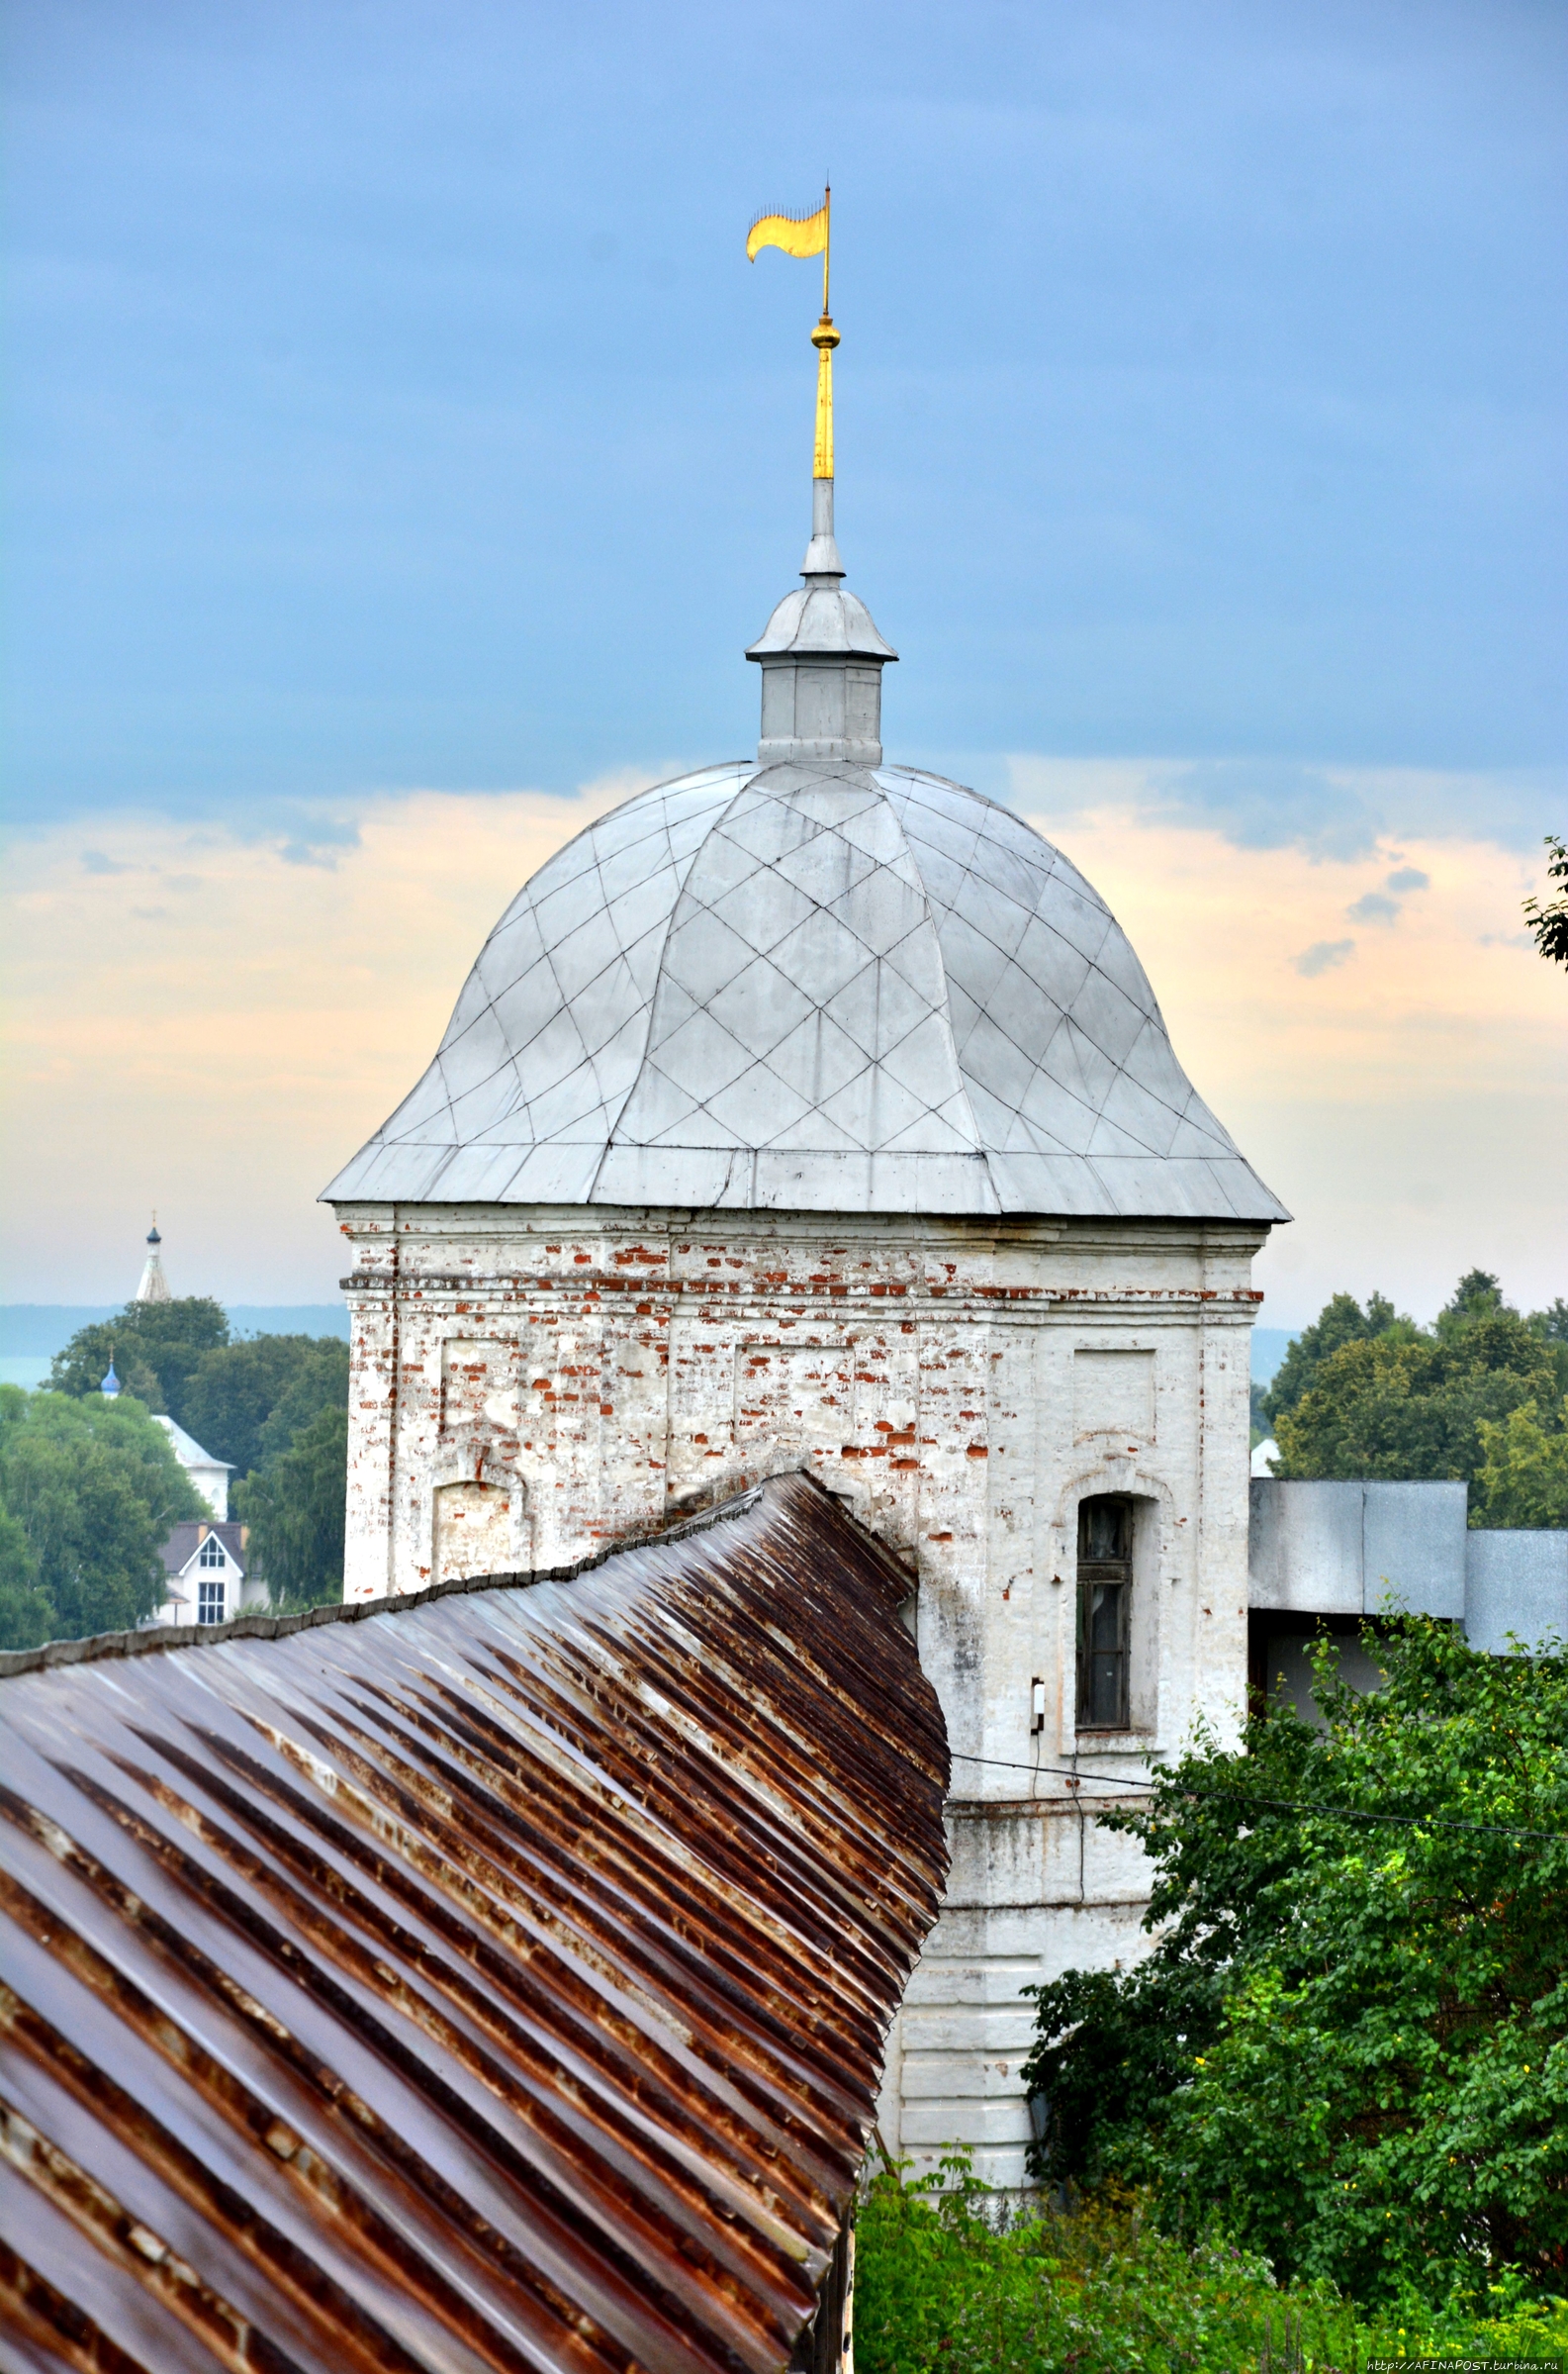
[334,1198,1265,2186]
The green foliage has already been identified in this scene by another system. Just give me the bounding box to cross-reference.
[1274,1314,1561,1487]
[1523,831,1568,967]
[1267,1271,1568,1505]
[0,1495,55,1652]
[1262,1292,1405,1431]
[1474,1398,1568,1529]
[233,1404,346,1610]
[855,2155,1568,2373]
[47,1297,230,1423]
[1249,1378,1270,1449]
[0,1386,206,1646]
[181,1334,349,1475]
[1021,1618,1568,2310]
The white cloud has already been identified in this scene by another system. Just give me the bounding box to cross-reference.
[3,765,1562,1326]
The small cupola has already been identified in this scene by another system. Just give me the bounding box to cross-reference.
[745,235,895,766]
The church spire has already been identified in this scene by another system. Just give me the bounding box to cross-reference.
[136,1212,170,1304]
[744,192,895,767]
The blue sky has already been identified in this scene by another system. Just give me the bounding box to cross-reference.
[6,0,1564,841]
[3,1,1564,1318]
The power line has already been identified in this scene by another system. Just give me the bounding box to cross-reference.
[945,1750,1565,1844]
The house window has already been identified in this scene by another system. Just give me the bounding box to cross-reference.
[1076,1494,1132,1730]
[199,1535,226,1567]
[197,1576,226,1625]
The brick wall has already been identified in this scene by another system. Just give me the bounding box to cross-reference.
[334,1197,1266,2185]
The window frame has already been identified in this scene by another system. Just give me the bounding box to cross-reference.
[1075,1493,1133,1733]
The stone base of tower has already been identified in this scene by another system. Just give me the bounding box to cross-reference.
[331,1196,1264,2186]
[876,1805,1158,2192]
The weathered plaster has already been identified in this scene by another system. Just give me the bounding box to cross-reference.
[333,1196,1264,2187]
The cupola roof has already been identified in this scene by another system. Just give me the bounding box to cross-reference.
[324,259,1286,1228]
[323,760,1286,1222]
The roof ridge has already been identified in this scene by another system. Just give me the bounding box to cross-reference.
[0,1477,776,1682]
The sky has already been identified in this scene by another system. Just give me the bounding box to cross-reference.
[3,0,1564,1324]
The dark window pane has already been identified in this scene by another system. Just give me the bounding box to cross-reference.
[1078,1498,1130,1562]
[1076,1496,1133,1729]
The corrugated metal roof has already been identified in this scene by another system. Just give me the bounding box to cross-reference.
[0,1472,947,2374]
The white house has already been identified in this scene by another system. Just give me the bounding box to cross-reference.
[322,318,1288,2186]
[154,1414,231,1518]
[153,1517,250,1628]
[145,1416,266,1627]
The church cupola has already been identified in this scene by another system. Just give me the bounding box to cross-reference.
[744,195,895,766]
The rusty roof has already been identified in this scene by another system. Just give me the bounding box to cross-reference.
[0,1471,948,2374]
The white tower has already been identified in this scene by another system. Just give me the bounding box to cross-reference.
[323,280,1288,2186]
[135,1216,170,1304]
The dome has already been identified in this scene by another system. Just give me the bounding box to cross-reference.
[326,308,1285,1229]
[325,758,1287,1222]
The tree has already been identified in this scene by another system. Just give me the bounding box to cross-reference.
[234,1403,346,1610]
[47,1297,230,1424]
[1274,1315,1561,1490]
[0,1386,206,1646]
[1474,1398,1568,1529]
[1523,833,1568,967]
[1021,1618,1568,2310]
[181,1334,349,1475]
[1266,1273,1568,1511]
[1262,1290,1406,1432]
[1248,1378,1269,1448]
[0,1501,54,1653]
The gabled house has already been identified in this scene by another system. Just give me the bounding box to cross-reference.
[154,1517,252,1626]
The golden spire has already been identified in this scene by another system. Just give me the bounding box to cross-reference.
[811,306,840,481]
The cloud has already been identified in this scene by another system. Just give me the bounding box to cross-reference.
[1156,760,1381,859]
[1346,892,1400,924]
[276,814,362,869]
[1386,867,1430,894]
[1003,755,1567,864]
[4,777,1563,1328]
[1295,937,1357,977]
[80,850,131,876]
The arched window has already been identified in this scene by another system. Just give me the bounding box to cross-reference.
[198,1535,226,1567]
[1076,1494,1132,1731]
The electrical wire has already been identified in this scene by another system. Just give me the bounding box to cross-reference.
[944,1750,1566,1843]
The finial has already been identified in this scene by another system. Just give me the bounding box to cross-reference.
[747,184,838,540]
[101,1347,121,1399]
[745,187,893,766]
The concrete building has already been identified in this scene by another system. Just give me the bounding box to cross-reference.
[1248,1475,1568,1715]
[324,320,1288,2187]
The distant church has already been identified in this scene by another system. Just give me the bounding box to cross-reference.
[104,1218,255,1627]
[323,300,1287,2187]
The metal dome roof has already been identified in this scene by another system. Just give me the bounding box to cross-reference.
[324,759,1287,1222]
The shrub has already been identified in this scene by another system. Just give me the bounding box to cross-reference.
[854,2155,1568,2374]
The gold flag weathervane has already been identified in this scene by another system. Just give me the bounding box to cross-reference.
[747,187,839,479]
